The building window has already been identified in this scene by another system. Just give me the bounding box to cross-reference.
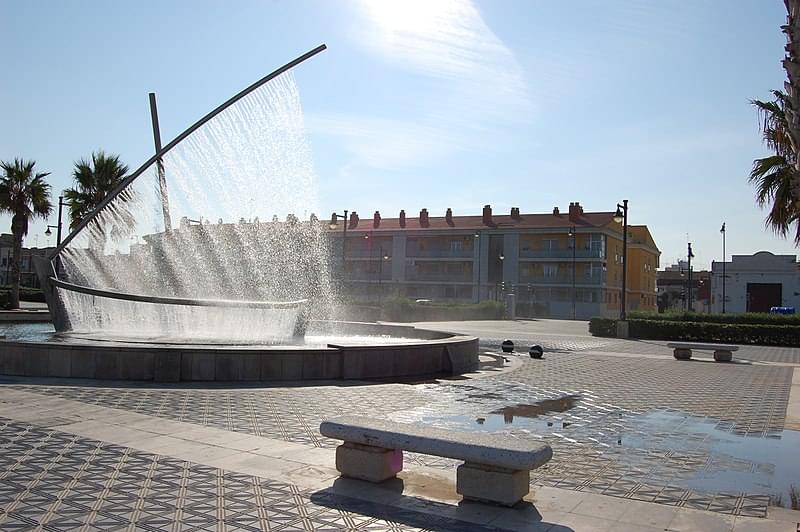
[543,264,558,277]
[543,239,559,251]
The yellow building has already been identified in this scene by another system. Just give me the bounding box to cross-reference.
[328,202,661,318]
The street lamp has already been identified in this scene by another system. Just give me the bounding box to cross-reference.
[378,246,390,302]
[329,210,349,285]
[568,226,577,320]
[44,195,67,247]
[497,253,505,302]
[720,223,726,314]
[687,242,695,312]
[613,199,628,320]
[474,233,481,302]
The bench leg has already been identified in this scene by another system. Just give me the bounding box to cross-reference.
[713,350,732,362]
[673,348,692,360]
[335,442,403,482]
[456,462,529,507]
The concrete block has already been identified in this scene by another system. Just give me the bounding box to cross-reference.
[191,352,215,381]
[335,442,403,482]
[154,351,181,382]
[456,462,529,507]
[302,353,326,380]
[3,344,25,375]
[215,353,242,381]
[71,351,96,378]
[241,355,261,381]
[95,352,121,380]
[281,354,303,380]
[120,351,153,380]
[714,350,733,362]
[48,350,72,378]
[673,348,692,360]
[24,348,49,377]
[261,355,282,380]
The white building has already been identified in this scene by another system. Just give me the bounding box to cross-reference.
[710,251,800,313]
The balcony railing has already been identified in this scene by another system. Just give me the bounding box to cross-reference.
[405,248,475,258]
[406,271,473,282]
[518,272,606,285]
[519,248,604,259]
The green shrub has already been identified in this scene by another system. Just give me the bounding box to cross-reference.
[627,310,800,326]
[590,315,800,346]
[589,317,617,337]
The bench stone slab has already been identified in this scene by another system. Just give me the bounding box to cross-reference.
[666,342,739,351]
[320,415,552,471]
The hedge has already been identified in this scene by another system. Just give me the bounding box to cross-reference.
[627,310,800,326]
[589,316,800,346]
[346,298,506,322]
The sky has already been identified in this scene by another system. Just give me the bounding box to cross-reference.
[0,0,795,269]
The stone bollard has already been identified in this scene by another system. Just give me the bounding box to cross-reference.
[501,340,514,353]
[529,345,543,359]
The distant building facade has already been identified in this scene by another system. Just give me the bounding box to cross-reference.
[657,261,711,313]
[327,203,661,319]
[711,251,800,313]
[0,233,54,288]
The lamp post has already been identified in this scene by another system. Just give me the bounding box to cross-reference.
[45,195,67,275]
[687,243,695,312]
[568,226,577,320]
[474,233,481,302]
[329,210,349,287]
[613,200,628,320]
[378,246,389,302]
[720,223,726,313]
[44,195,66,247]
[498,253,505,302]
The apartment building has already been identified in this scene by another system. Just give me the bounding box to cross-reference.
[327,202,660,319]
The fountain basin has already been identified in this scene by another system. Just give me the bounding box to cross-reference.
[0,321,478,382]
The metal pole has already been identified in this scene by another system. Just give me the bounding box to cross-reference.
[721,223,726,314]
[687,243,693,311]
[474,233,481,303]
[378,246,383,302]
[149,93,172,232]
[571,227,576,320]
[621,200,628,321]
[342,210,348,292]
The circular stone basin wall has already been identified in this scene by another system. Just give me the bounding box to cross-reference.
[0,321,478,383]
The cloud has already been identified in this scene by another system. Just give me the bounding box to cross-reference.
[356,0,531,123]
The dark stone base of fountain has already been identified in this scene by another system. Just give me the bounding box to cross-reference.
[0,322,478,383]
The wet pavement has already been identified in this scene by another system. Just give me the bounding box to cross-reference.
[1,319,799,530]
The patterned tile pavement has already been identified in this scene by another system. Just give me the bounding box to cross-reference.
[0,417,502,531]
[3,343,795,519]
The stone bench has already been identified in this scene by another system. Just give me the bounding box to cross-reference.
[319,415,552,506]
[667,342,739,362]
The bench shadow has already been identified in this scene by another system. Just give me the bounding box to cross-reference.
[309,477,574,532]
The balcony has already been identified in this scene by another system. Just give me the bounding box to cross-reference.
[344,247,391,258]
[519,248,604,259]
[406,247,475,258]
[406,271,473,282]
[518,272,606,285]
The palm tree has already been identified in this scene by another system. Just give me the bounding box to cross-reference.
[750,90,800,245]
[64,150,129,229]
[0,159,53,309]
[781,0,800,199]
[64,150,133,249]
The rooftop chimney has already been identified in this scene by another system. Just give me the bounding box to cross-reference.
[373,210,381,228]
[510,207,521,219]
[445,208,454,226]
[552,207,560,215]
[348,211,359,229]
[419,208,429,228]
[482,204,492,226]
[399,209,406,228]
[568,201,584,222]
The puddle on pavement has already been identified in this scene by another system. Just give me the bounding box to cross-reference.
[609,409,800,502]
[419,394,582,433]
[490,395,580,420]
